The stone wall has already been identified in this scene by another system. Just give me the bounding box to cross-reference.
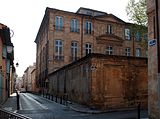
[90,55,147,109]
[49,53,147,109]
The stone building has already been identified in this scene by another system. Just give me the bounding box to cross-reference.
[0,23,15,104]
[147,0,160,118]
[23,63,36,92]
[31,65,38,92]
[49,53,147,109]
[35,7,147,92]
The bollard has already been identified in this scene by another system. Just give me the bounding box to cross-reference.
[43,90,44,97]
[56,95,57,102]
[60,96,62,104]
[45,93,47,98]
[137,103,141,119]
[51,95,53,101]
[66,94,68,106]
[16,91,20,110]
[63,95,65,105]
[49,94,50,100]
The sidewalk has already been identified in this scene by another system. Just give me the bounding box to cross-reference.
[1,93,17,112]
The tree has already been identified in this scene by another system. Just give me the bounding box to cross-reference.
[126,0,148,51]
[126,0,147,26]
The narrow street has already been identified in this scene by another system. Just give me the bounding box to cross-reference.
[15,93,148,119]
[18,93,54,119]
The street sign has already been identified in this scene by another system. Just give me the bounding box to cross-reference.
[148,39,156,46]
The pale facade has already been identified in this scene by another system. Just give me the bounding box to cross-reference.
[24,63,36,92]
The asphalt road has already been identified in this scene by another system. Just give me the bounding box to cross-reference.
[17,93,148,119]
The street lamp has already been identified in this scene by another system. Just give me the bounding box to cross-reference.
[16,62,19,67]
[6,45,13,54]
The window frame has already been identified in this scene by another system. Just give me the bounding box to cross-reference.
[85,21,92,34]
[135,31,141,41]
[85,43,92,55]
[125,47,131,56]
[106,46,113,55]
[70,19,79,32]
[107,24,112,34]
[55,16,63,31]
[54,39,63,60]
[136,48,141,57]
[71,41,78,60]
[124,28,131,40]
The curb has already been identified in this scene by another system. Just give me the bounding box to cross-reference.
[69,106,105,114]
[69,106,138,114]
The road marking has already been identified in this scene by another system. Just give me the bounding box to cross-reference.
[20,93,48,110]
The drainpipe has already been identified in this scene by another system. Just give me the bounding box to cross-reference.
[81,16,84,57]
[155,0,160,72]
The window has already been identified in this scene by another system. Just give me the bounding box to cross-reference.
[135,31,141,41]
[70,19,79,32]
[144,34,148,42]
[106,46,113,55]
[125,48,131,56]
[85,21,92,34]
[124,28,130,40]
[136,48,141,57]
[55,40,63,60]
[106,25,112,34]
[71,41,78,61]
[55,16,63,31]
[85,43,92,55]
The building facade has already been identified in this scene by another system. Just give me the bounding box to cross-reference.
[30,65,37,93]
[23,63,37,92]
[0,23,15,104]
[49,53,147,109]
[35,7,147,92]
[147,0,160,118]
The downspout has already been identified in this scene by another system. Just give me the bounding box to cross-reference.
[155,0,160,72]
[81,15,84,57]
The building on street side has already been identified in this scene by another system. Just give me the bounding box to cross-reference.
[23,63,37,92]
[147,0,160,118]
[0,23,15,104]
[35,7,148,93]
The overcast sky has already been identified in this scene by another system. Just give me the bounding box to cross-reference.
[0,0,130,76]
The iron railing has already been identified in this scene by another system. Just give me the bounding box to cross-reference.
[0,108,31,119]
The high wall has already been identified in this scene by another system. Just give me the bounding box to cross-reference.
[49,53,147,109]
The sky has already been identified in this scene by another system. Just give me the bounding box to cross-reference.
[0,0,130,77]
